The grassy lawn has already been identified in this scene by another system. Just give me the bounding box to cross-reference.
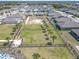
[21,16,64,45]
[21,24,47,45]
[18,47,74,59]
[47,22,64,44]
[0,24,14,40]
[21,23,64,45]
[43,18,64,44]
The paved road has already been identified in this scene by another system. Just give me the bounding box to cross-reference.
[25,16,29,24]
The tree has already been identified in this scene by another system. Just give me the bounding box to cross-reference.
[50,31,53,34]
[10,32,14,35]
[44,34,48,36]
[3,42,8,46]
[4,37,10,46]
[32,53,40,59]
[53,4,63,9]
[15,23,22,29]
[45,37,49,40]
[51,35,57,44]
[46,42,52,45]
[5,37,10,40]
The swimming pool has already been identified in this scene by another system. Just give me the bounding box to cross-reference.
[0,52,15,59]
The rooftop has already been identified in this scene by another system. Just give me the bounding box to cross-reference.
[72,29,79,36]
[55,16,73,23]
[52,12,62,18]
[57,21,79,29]
[2,14,22,24]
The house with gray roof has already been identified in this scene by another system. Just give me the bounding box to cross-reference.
[2,14,23,24]
[56,21,79,30]
[52,12,62,18]
[71,29,79,41]
[64,10,79,17]
[54,16,73,23]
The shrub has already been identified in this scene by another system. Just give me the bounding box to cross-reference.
[46,42,52,45]
[32,53,40,59]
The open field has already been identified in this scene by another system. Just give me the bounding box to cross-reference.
[18,47,74,59]
[21,24,46,45]
[0,24,14,40]
[21,16,64,46]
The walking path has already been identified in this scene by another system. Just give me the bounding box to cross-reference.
[25,16,30,24]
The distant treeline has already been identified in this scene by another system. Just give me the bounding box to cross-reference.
[0,1,78,5]
[0,2,20,10]
[0,6,11,10]
[0,1,20,5]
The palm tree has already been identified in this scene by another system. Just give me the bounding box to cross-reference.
[46,42,52,45]
[52,35,57,44]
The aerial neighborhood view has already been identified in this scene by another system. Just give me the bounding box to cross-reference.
[0,0,79,59]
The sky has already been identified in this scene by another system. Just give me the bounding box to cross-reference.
[0,0,78,1]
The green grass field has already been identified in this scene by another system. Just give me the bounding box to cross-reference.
[18,47,74,59]
[0,24,14,40]
[22,24,47,45]
[21,16,64,45]
[22,24,64,45]
[20,16,74,59]
[46,22,64,44]
[43,18,64,44]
